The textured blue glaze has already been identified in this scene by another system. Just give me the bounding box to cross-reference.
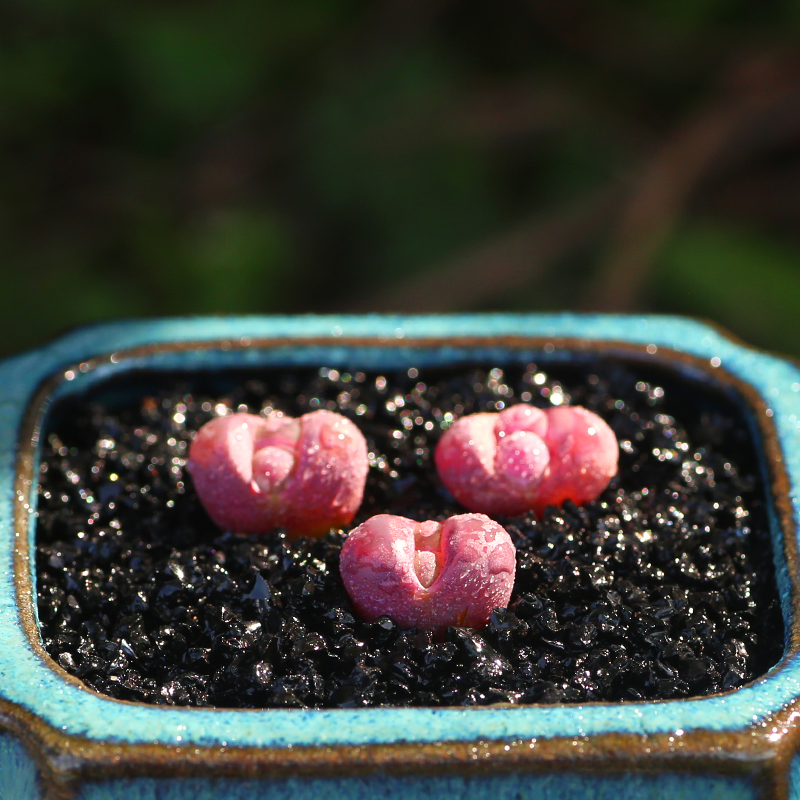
[1,314,799,753]
[791,754,800,800]
[0,733,39,800]
[74,773,758,800]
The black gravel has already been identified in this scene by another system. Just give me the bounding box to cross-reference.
[35,359,785,707]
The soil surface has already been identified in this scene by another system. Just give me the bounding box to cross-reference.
[35,359,784,707]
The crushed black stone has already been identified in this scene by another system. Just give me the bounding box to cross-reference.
[35,360,784,708]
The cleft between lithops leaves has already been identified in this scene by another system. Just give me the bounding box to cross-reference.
[413,520,443,589]
[250,419,301,495]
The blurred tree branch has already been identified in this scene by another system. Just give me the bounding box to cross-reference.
[347,187,618,312]
[583,51,800,312]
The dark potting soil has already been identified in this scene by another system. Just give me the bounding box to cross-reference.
[35,360,785,708]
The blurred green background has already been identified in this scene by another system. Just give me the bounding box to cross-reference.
[2,0,800,358]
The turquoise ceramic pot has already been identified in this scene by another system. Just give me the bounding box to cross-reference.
[1,314,800,800]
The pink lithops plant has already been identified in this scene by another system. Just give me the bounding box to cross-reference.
[435,403,618,517]
[340,513,516,633]
[187,410,368,538]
